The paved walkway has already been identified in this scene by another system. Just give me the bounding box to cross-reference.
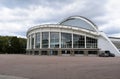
[0,55,120,79]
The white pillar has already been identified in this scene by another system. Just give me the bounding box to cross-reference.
[27,37,29,49]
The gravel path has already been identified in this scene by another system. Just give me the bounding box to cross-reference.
[0,55,120,79]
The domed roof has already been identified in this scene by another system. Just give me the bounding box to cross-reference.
[60,16,98,32]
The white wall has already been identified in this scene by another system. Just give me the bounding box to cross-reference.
[98,32,120,56]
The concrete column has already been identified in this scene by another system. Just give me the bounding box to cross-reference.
[71,50,74,56]
[39,50,41,55]
[27,37,29,49]
[58,49,62,56]
[28,51,30,55]
[47,50,50,56]
[84,50,88,56]
[32,51,34,55]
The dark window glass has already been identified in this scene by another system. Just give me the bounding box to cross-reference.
[35,33,40,48]
[42,32,49,48]
[61,33,72,48]
[73,34,85,48]
[31,34,34,49]
[86,37,97,48]
[50,32,59,48]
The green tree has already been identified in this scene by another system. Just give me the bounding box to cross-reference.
[0,36,26,54]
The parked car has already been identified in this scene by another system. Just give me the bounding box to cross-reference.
[99,51,115,57]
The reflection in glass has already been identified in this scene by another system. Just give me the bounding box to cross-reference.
[61,33,72,48]
[50,32,59,48]
[73,34,85,48]
[31,34,34,49]
[61,18,96,31]
[35,33,40,48]
[86,37,97,48]
[42,32,49,48]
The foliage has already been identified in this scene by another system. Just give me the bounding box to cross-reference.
[0,36,26,54]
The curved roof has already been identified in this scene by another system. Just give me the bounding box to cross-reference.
[27,24,99,36]
[60,16,98,32]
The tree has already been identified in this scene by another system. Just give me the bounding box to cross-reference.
[0,36,26,54]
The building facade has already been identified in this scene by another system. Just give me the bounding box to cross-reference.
[26,16,120,56]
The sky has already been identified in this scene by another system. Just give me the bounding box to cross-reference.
[0,0,120,38]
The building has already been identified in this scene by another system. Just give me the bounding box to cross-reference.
[109,37,120,52]
[26,16,120,56]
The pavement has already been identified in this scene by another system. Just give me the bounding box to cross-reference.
[0,55,120,79]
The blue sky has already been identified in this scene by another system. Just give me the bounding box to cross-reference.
[0,0,120,38]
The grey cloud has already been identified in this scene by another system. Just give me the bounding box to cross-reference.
[103,27,120,35]
[0,0,73,9]
[33,0,108,26]
[0,0,119,37]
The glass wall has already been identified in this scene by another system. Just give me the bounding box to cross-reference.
[29,32,98,49]
[61,33,72,48]
[60,18,96,32]
[86,37,97,48]
[73,34,85,48]
[35,33,40,48]
[42,32,49,48]
[31,34,34,49]
[50,32,59,48]
[28,35,30,49]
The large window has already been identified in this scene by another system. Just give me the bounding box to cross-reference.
[86,37,97,48]
[28,35,30,49]
[73,34,85,48]
[35,33,40,48]
[61,33,72,48]
[42,32,49,48]
[31,34,34,49]
[50,32,59,48]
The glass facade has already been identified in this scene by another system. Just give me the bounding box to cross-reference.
[61,33,72,48]
[42,32,49,48]
[28,32,98,49]
[31,34,34,49]
[86,37,97,48]
[73,34,85,48]
[50,32,59,48]
[28,35,30,49]
[35,33,40,48]
[60,18,96,31]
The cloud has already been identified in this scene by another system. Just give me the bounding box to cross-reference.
[0,0,120,38]
[96,0,120,37]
